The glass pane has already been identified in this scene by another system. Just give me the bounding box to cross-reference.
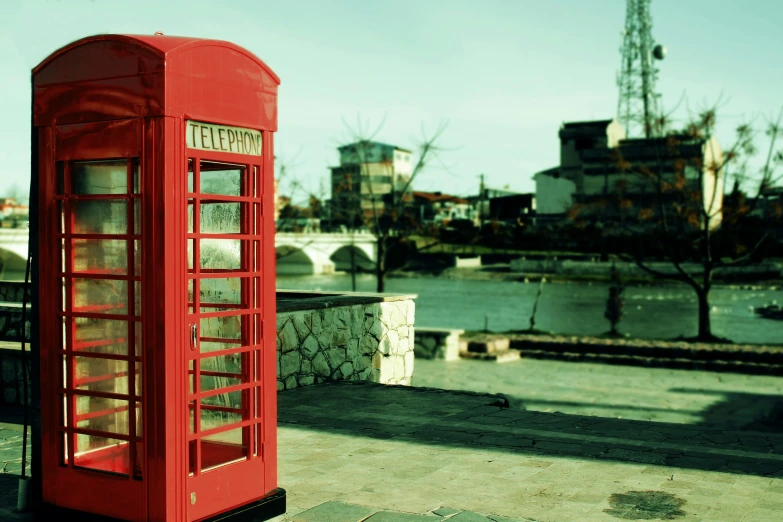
[200,202,243,234]
[200,239,242,270]
[134,281,141,316]
[74,357,129,395]
[75,397,129,435]
[201,428,247,471]
[199,353,243,381]
[134,199,141,235]
[188,159,195,194]
[187,279,194,313]
[134,402,142,438]
[189,401,196,433]
[187,239,195,272]
[134,362,142,397]
[133,240,141,276]
[187,199,195,233]
[73,239,127,274]
[200,162,245,196]
[200,392,243,431]
[72,200,127,234]
[132,161,140,194]
[199,315,244,352]
[73,318,128,355]
[73,434,129,476]
[71,160,128,195]
[57,201,65,234]
[200,278,243,312]
[134,322,142,357]
[73,278,128,315]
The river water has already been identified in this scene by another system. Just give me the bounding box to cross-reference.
[277,273,783,345]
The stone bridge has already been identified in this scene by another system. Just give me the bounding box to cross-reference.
[0,230,377,278]
[275,232,377,275]
[0,228,29,281]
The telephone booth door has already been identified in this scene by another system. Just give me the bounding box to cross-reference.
[38,118,147,521]
[185,144,269,521]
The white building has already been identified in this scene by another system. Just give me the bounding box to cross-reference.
[331,141,413,223]
[533,119,723,230]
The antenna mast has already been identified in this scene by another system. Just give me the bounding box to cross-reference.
[617,0,667,138]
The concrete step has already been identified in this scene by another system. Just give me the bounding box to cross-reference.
[508,336,783,365]
[459,349,521,363]
[518,348,783,375]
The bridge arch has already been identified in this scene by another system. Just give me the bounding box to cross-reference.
[0,247,27,280]
[329,244,375,272]
[276,244,334,275]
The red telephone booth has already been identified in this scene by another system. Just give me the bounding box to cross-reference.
[31,34,284,521]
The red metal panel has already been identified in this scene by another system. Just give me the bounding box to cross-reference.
[55,119,141,161]
[167,44,278,131]
[262,131,278,492]
[34,76,166,126]
[37,125,59,508]
[33,38,164,85]
[33,35,279,129]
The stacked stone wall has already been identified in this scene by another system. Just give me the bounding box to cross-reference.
[276,299,415,391]
[0,296,417,405]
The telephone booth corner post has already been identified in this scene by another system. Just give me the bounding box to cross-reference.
[31,34,284,522]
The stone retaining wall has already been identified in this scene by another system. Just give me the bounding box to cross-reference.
[0,289,417,405]
[276,296,415,391]
[414,327,462,361]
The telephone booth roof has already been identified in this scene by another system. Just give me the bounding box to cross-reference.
[33,34,280,130]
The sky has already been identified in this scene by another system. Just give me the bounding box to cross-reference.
[1,0,782,206]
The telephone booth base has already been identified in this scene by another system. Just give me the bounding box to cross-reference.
[36,488,286,522]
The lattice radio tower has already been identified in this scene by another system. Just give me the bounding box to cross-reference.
[616,0,667,138]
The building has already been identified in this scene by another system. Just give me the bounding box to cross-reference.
[487,193,536,223]
[470,187,536,225]
[533,167,576,217]
[0,198,28,228]
[411,191,476,224]
[534,119,723,230]
[330,141,413,225]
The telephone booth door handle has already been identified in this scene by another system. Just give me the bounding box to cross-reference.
[190,323,198,351]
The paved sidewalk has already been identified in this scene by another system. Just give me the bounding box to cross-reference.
[3,381,783,521]
[274,382,783,522]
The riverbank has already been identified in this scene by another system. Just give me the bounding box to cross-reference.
[389,264,783,289]
[280,273,783,344]
[455,330,783,373]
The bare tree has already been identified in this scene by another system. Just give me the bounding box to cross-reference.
[572,105,783,342]
[332,119,449,292]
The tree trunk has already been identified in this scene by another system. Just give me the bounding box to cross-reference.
[350,237,357,292]
[696,287,712,341]
[376,236,386,293]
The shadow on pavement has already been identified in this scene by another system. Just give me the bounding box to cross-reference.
[278,381,783,478]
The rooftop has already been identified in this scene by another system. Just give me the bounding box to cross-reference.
[338,141,413,154]
[412,191,469,204]
[561,119,615,129]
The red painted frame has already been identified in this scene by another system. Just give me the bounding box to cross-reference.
[33,34,279,522]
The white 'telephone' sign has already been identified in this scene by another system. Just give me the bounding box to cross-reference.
[186,121,262,156]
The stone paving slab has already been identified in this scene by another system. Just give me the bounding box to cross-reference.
[286,500,376,521]
[413,357,783,429]
[275,382,783,521]
[3,381,783,521]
